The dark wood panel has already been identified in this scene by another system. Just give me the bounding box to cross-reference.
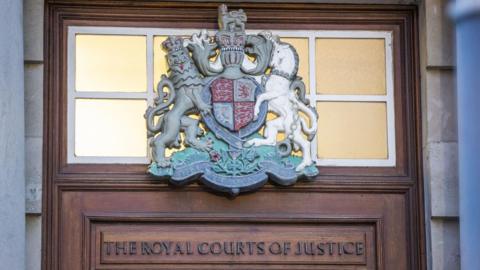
[56,190,410,269]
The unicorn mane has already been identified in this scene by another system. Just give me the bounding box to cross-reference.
[285,43,300,78]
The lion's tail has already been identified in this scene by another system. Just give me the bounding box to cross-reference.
[144,75,176,137]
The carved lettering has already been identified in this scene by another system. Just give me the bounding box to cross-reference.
[141,242,153,255]
[103,241,114,256]
[98,223,371,265]
[198,242,209,255]
[356,242,365,256]
[343,242,355,255]
[174,242,184,255]
[235,241,245,255]
[129,241,137,255]
[246,241,255,255]
[210,242,222,255]
[268,242,282,255]
[115,241,127,255]
[103,240,367,258]
[317,242,325,255]
[256,241,265,255]
[283,241,291,255]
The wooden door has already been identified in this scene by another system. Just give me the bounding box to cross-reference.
[43,2,424,269]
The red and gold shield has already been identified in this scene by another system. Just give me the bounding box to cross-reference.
[210,77,257,131]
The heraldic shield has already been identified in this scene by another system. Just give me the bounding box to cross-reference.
[145,4,319,196]
[202,77,268,149]
[211,78,257,132]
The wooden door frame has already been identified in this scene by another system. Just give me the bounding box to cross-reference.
[42,1,424,269]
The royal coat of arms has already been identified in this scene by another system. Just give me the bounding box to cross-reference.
[145,4,318,196]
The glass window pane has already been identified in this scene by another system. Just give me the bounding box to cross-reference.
[75,99,147,157]
[75,35,147,92]
[281,38,310,93]
[315,38,386,95]
[316,102,388,159]
[153,35,169,90]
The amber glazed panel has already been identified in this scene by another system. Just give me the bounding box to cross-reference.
[75,35,147,92]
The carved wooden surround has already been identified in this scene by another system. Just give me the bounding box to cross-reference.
[43,1,424,269]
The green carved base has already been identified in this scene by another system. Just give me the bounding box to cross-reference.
[148,132,318,179]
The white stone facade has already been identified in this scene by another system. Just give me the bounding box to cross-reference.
[3,0,460,269]
[24,0,43,269]
[0,0,25,268]
[420,0,460,269]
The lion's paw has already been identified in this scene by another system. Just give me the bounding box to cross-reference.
[156,158,172,168]
[190,138,212,152]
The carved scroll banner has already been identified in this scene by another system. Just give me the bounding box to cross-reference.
[93,223,376,268]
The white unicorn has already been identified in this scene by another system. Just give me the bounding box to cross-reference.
[245,32,318,172]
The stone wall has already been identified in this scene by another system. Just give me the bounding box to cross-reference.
[0,0,25,269]
[420,0,460,269]
[24,0,43,269]
[21,0,459,269]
